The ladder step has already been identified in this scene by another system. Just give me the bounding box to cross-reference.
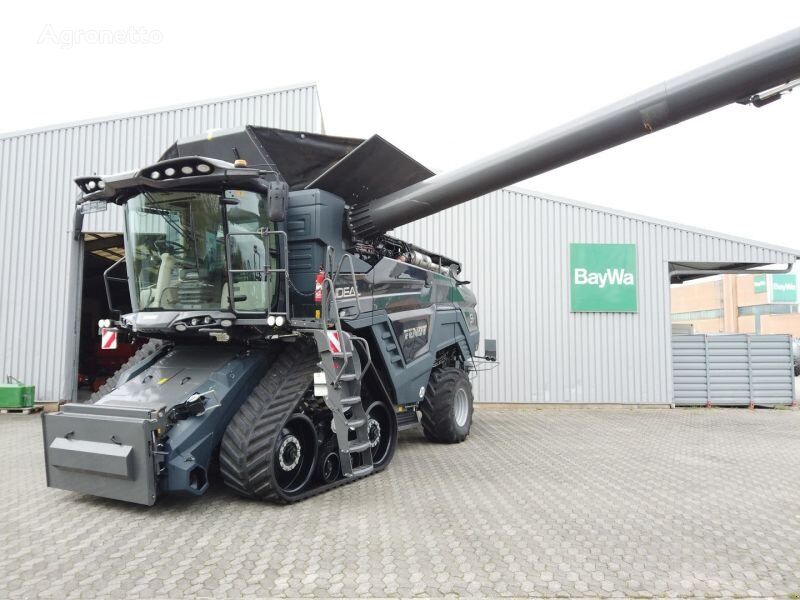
[331,351,353,358]
[350,465,373,477]
[337,373,358,382]
[396,409,419,430]
[348,440,371,453]
[346,417,366,428]
[340,396,362,406]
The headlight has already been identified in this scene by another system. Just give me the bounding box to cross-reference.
[267,315,276,326]
[181,165,194,175]
[164,167,176,177]
[150,171,160,180]
[275,316,285,327]
[196,163,212,173]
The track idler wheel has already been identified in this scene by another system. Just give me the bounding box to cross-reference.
[274,414,317,495]
[364,399,397,469]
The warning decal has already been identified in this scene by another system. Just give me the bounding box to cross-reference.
[101,328,118,350]
[327,331,341,353]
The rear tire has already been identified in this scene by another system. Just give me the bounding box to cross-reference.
[420,367,473,443]
[89,339,165,402]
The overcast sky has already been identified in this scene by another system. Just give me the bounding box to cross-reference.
[3,1,799,250]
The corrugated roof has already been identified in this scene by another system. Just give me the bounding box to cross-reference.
[0,82,320,141]
[504,183,800,260]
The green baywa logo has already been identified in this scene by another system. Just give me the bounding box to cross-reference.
[573,268,634,288]
[772,281,796,292]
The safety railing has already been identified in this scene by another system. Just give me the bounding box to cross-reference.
[224,229,290,320]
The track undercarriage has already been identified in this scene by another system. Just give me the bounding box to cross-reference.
[43,328,404,505]
[219,334,397,503]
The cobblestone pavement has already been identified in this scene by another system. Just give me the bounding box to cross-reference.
[2,407,799,598]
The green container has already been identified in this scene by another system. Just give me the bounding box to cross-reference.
[0,384,35,408]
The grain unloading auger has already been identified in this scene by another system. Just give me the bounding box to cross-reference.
[44,28,800,505]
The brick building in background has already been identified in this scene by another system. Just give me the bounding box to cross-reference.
[671,273,799,336]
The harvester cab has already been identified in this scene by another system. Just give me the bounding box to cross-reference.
[43,27,800,505]
[84,155,290,338]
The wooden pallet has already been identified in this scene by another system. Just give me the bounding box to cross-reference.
[0,405,43,415]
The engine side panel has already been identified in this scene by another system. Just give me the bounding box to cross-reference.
[343,257,481,405]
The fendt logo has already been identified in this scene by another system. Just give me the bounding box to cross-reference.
[403,324,428,341]
[570,244,638,313]
[573,268,635,288]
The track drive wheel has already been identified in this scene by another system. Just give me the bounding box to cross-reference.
[219,341,320,502]
[364,397,397,469]
[420,367,474,443]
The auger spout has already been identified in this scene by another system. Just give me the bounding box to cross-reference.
[348,27,800,238]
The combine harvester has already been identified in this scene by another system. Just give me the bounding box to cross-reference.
[43,28,800,504]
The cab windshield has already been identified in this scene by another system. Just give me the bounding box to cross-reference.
[125,190,277,313]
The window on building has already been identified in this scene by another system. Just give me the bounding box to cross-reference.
[737,304,799,316]
[670,309,724,322]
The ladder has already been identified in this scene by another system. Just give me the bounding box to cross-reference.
[312,329,374,478]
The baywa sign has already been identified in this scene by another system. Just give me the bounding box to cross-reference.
[570,244,638,313]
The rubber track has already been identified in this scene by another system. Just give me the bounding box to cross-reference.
[219,340,390,503]
[420,366,471,443]
[89,339,165,402]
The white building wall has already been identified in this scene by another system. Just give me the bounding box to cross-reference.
[395,189,798,404]
[0,84,322,402]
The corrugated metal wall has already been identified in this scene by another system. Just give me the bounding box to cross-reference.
[0,85,322,402]
[394,189,798,405]
[672,334,795,406]
[1,85,796,406]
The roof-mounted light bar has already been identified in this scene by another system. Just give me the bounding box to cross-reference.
[72,155,274,206]
[146,158,215,181]
[75,176,106,194]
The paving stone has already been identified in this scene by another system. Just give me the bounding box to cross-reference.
[2,407,800,597]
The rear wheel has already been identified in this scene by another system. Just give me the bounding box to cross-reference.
[420,367,474,443]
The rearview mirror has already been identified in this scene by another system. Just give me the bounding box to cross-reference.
[267,182,289,222]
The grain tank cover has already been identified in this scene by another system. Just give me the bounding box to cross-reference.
[306,134,434,204]
[160,126,433,200]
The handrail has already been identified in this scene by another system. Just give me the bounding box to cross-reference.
[333,252,362,321]
[103,257,128,316]
[320,276,349,387]
[349,336,372,381]
[224,229,291,319]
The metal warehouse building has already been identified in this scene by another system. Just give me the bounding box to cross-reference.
[1,83,797,406]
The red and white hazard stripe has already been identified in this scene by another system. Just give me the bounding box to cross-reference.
[327,331,341,353]
[101,328,118,350]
